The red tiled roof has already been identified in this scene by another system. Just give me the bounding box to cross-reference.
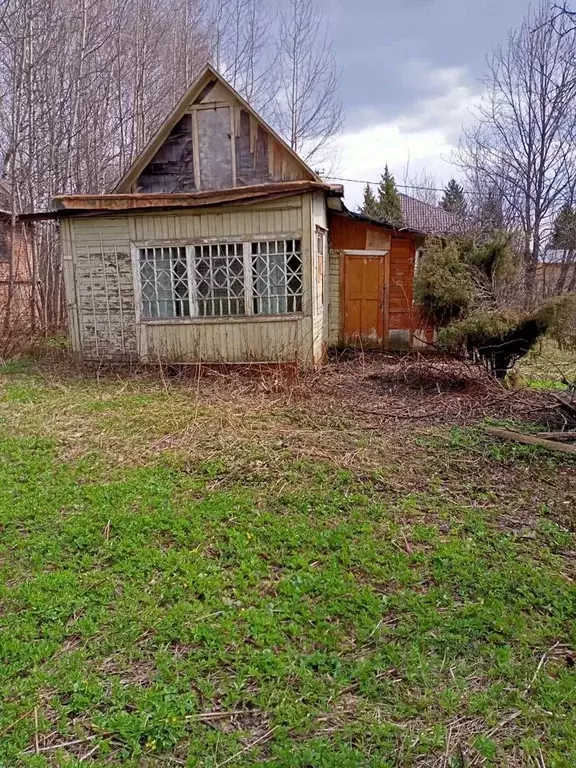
[399,194,464,235]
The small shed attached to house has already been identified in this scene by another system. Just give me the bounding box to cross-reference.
[326,206,423,350]
[26,64,461,365]
[324,191,465,351]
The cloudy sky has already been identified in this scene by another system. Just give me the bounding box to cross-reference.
[324,0,530,208]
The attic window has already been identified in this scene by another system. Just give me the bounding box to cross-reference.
[137,239,302,320]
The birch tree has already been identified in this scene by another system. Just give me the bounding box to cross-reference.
[207,0,276,114]
[0,0,210,332]
[275,0,342,165]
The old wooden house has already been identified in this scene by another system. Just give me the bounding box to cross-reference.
[39,64,457,365]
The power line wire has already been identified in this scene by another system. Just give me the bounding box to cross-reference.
[323,175,447,193]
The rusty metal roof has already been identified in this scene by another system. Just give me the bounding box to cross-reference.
[20,181,343,220]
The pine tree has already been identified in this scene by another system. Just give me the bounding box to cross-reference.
[551,204,576,250]
[376,166,404,227]
[441,179,467,215]
[361,166,404,226]
[361,183,379,218]
[477,189,505,232]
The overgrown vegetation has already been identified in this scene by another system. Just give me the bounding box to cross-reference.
[415,235,576,378]
[0,361,575,766]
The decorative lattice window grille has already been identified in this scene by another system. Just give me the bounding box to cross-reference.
[137,238,303,320]
[139,246,189,319]
[192,243,245,316]
[251,239,302,315]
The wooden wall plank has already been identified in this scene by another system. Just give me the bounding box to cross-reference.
[197,107,233,190]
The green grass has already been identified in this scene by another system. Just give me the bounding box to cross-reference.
[519,340,576,390]
[0,365,575,766]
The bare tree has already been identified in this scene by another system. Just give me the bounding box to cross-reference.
[401,162,439,206]
[207,0,277,116]
[0,0,210,336]
[274,0,342,166]
[0,0,342,342]
[456,3,576,302]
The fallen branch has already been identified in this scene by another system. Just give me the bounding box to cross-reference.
[525,641,560,694]
[553,392,576,419]
[536,431,576,442]
[185,710,246,721]
[485,428,576,456]
[0,709,34,740]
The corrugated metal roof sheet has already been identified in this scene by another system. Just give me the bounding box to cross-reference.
[36,181,341,217]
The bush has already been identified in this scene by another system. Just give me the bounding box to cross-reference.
[532,294,576,348]
[464,233,517,286]
[417,233,576,379]
[438,297,576,379]
[438,310,520,355]
[414,237,474,325]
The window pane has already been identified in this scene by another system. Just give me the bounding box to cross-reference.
[251,239,303,315]
[192,242,245,317]
[138,246,190,319]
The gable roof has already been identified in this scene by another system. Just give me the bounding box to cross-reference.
[399,194,464,235]
[114,63,320,193]
[0,179,12,214]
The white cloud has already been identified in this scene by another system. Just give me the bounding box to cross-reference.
[331,65,482,210]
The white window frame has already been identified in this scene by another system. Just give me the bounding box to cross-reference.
[132,235,304,323]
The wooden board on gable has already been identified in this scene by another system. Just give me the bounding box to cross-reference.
[116,64,318,195]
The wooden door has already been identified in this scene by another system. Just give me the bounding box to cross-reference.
[342,254,387,347]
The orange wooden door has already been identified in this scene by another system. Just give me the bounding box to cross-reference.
[342,255,386,346]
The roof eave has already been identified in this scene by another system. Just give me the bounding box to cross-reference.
[333,204,424,235]
[22,180,343,220]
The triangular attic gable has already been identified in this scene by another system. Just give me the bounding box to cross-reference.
[114,64,319,194]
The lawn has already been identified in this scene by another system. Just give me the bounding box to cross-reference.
[519,340,576,390]
[0,357,575,767]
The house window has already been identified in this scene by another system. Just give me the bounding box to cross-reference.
[0,228,11,262]
[193,243,245,316]
[315,227,327,305]
[316,227,325,256]
[137,238,303,320]
[139,246,190,319]
[251,239,302,315]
